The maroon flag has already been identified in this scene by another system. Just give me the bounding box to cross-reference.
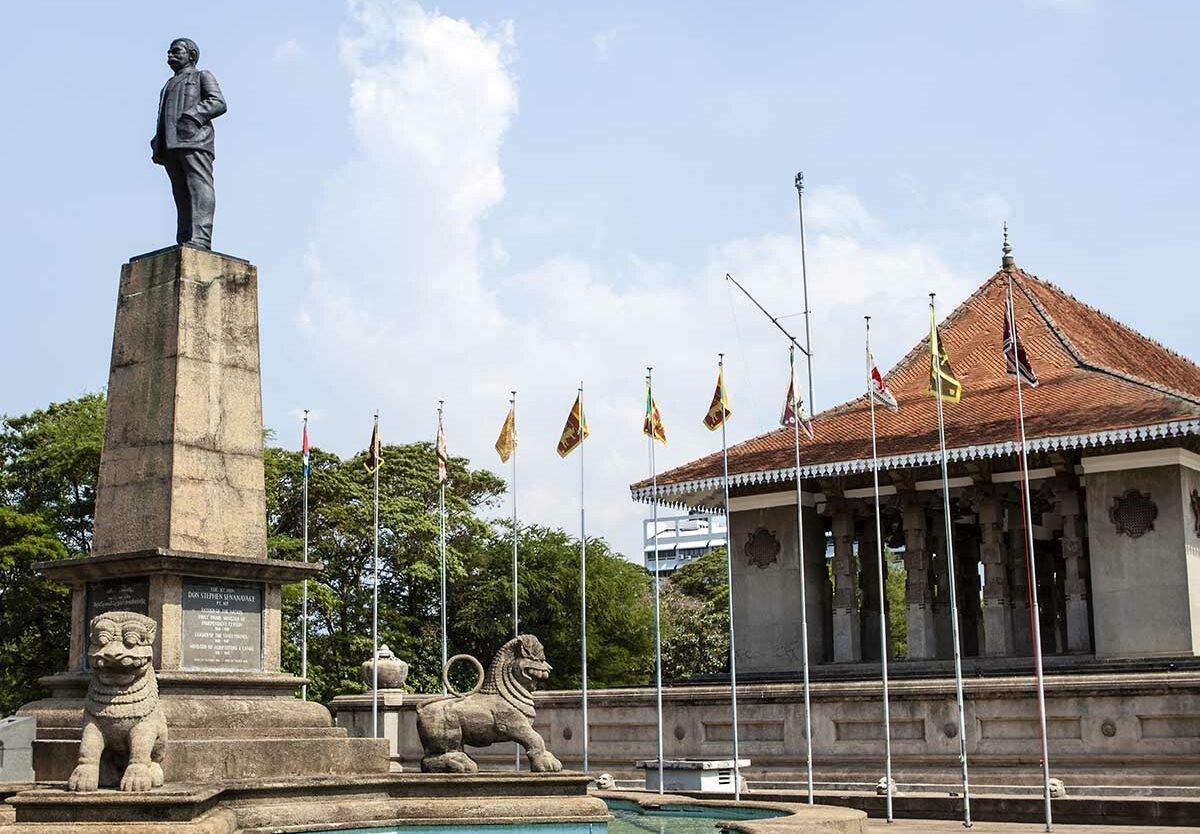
[1004,299,1039,388]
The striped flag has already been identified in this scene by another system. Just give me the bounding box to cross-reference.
[780,350,815,437]
[436,410,448,483]
[1004,299,1039,388]
[703,365,733,431]
[869,352,899,411]
[301,420,311,478]
[557,392,589,458]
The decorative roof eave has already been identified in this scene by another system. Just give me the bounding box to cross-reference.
[630,418,1200,510]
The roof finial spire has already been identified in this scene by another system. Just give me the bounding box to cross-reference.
[1001,221,1015,269]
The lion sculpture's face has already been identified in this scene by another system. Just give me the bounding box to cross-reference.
[512,634,552,689]
[88,612,156,687]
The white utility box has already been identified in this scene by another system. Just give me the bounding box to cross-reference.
[636,758,749,792]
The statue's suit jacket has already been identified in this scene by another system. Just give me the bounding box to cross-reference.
[151,67,226,163]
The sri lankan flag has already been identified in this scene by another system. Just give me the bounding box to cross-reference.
[364,417,383,473]
[703,365,732,431]
[643,383,667,444]
[556,392,589,458]
[495,405,517,463]
[926,308,962,403]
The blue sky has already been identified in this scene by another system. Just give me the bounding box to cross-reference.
[3,0,1197,561]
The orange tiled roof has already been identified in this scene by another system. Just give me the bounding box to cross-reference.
[632,264,1200,504]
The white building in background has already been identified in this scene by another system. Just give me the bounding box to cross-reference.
[642,512,727,577]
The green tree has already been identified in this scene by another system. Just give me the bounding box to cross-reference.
[885,549,907,659]
[453,525,656,690]
[660,547,730,680]
[0,393,105,555]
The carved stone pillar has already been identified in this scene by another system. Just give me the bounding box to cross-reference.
[830,499,862,662]
[978,495,1013,656]
[1059,490,1091,653]
[930,513,953,660]
[860,519,885,662]
[957,524,983,658]
[1007,502,1033,655]
[902,500,935,660]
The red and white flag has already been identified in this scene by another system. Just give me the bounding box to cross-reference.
[436,410,448,483]
[1003,298,1039,388]
[780,352,814,439]
[869,352,899,411]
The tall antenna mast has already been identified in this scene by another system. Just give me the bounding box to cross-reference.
[795,172,816,416]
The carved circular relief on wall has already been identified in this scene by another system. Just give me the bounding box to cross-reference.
[1110,489,1157,538]
[744,527,781,569]
[674,725,687,740]
[1100,720,1117,738]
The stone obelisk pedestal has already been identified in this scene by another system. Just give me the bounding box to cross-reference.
[20,245,389,782]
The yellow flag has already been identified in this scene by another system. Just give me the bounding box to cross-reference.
[643,384,667,444]
[703,366,733,431]
[364,418,382,473]
[926,308,962,403]
[495,406,517,463]
[556,393,589,458]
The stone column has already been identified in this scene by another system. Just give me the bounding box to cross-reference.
[1007,502,1033,655]
[930,513,953,659]
[957,525,983,658]
[978,495,1013,656]
[830,499,862,662]
[1059,490,1092,653]
[902,500,935,660]
[860,519,884,662]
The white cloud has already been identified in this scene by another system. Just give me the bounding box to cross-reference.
[297,0,986,563]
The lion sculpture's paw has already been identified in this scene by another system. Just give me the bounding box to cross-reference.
[528,750,562,772]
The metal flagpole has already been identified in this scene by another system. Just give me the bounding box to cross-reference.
[789,346,815,805]
[718,354,742,802]
[579,383,590,773]
[866,319,895,822]
[930,295,972,828]
[1006,273,1054,832]
[439,402,448,696]
[794,172,816,420]
[648,369,665,795]
[510,391,520,771]
[372,411,380,739]
[302,410,309,702]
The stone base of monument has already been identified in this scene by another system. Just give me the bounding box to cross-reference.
[2,773,607,833]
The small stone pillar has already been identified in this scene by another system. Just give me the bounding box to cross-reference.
[1007,505,1033,655]
[1059,490,1092,653]
[902,500,936,660]
[331,645,409,773]
[978,495,1013,656]
[930,514,953,660]
[830,500,862,662]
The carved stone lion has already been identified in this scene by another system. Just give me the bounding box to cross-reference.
[417,634,562,773]
[68,611,168,792]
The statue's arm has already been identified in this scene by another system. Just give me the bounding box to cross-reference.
[185,71,227,125]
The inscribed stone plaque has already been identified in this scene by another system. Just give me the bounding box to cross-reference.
[182,578,263,670]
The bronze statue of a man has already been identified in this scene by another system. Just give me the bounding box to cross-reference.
[151,38,226,250]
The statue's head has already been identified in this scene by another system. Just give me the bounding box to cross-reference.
[167,38,200,71]
[511,634,552,688]
[88,611,156,686]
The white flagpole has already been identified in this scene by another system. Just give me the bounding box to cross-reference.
[439,401,448,696]
[579,383,590,773]
[371,411,380,739]
[647,369,665,794]
[510,391,520,771]
[930,295,971,827]
[789,346,815,805]
[1007,273,1054,832]
[866,319,895,822]
[302,410,309,703]
[718,354,742,802]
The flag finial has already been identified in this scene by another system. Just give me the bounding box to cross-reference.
[1002,222,1015,269]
